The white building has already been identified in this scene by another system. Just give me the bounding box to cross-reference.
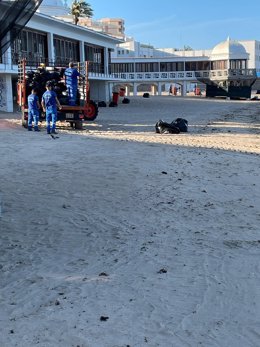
[239,40,260,73]
[76,18,125,39]
[113,37,260,71]
[0,11,122,112]
[111,37,260,97]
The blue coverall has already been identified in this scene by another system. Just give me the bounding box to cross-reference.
[64,67,80,106]
[42,90,58,133]
[27,94,39,131]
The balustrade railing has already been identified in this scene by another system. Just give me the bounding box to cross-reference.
[111,68,257,81]
[111,71,199,80]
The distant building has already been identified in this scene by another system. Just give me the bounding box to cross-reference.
[78,18,125,39]
[115,38,155,58]
[239,40,260,74]
[111,37,260,98]
[112,37,260,72]
[197,38,257,98]
[56,16,126,40]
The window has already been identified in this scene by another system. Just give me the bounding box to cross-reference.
[84,43,104,74]
[136,62,159,72]
[211,60,227,70]
[160,62,184,72]
[12,29,47,65]
[185,61,210,71]
[110,63,134,73]
[54,35,79,64]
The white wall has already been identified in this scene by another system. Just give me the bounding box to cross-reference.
[90,80,111,102]
[239,40,260,71]
[0,75,13,112]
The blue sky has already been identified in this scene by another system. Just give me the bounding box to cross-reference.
[68,0,260,49]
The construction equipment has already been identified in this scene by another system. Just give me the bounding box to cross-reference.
[17,59,98,129]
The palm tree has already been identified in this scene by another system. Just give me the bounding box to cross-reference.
[71,1,93,25]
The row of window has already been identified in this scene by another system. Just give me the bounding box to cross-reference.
[11,28,108,71]
[12,29,47,64]
[117,49,130,55]
[111,60,248,73]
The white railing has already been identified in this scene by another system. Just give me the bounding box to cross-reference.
[110,69,257,81]
[110,71,199,81]
[1,57,257,84]
[196,69,256,79]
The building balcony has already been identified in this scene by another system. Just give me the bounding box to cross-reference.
[110,69,257,82]
[110,71,198,81]
[196,68,256,81]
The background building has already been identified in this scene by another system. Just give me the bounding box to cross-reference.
[77,18,125,39]
[0,12,122,112]
[111,37,260,97]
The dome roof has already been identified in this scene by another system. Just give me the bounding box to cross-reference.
[38,0,69,16]
[41,0,65,6]
[211,38,248,60]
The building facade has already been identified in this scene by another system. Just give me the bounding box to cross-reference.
[110,37,260,97]
[0,12,122,112]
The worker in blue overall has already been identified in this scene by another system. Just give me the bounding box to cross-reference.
[64,62,80,106]
[27,88,40,131]
[41,82,61,134]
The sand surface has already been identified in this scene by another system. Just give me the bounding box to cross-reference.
[0,96,260,347]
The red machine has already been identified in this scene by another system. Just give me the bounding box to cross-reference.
[17,59,98,129]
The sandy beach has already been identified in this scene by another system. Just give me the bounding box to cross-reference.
[0,96,260,347]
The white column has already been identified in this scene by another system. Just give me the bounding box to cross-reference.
[109,82,113,100]
[0,74,13,112]
[79,41,85,62]
[125,85,130,96]
[151,85,156,95]
[6,47,12,69]
[104,47,109,75]
[181,81,187,96]
[133,83,138,96]
[158,82,162,96]
[3,32,12,68]
[47,32,54,63]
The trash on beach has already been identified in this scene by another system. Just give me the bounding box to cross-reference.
[155,118,188,134]
[122,97,130,104]
[155,120,180,134]
[98,101,107,107]
[172,118,188,132]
